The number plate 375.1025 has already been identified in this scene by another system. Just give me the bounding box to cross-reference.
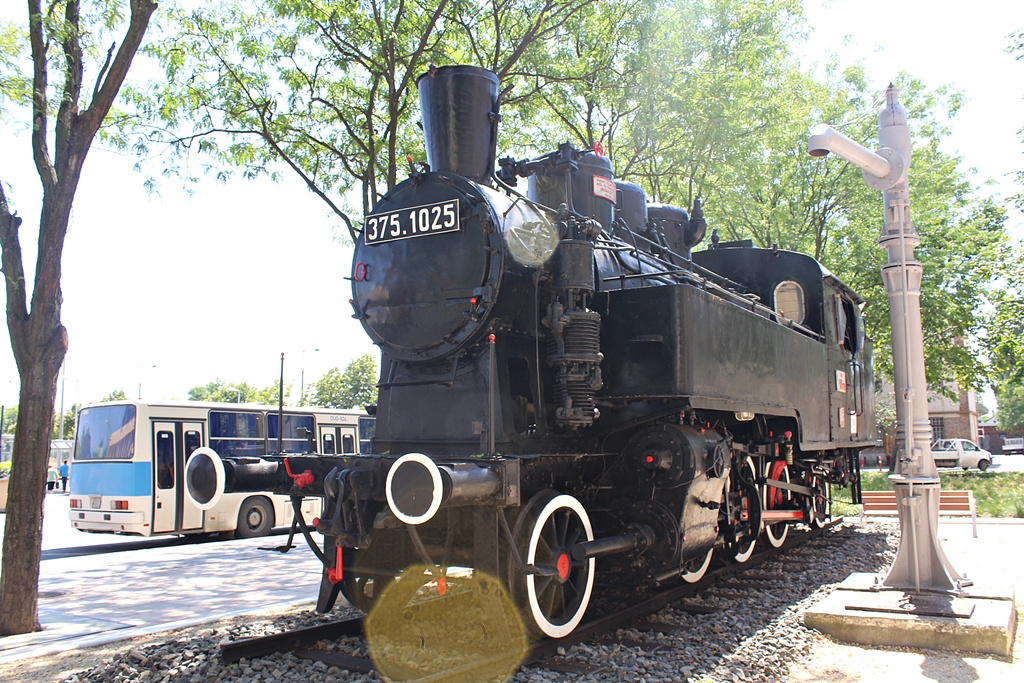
[364,198,460,245]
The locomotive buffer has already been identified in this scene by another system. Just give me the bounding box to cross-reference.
[802,87,1015,656]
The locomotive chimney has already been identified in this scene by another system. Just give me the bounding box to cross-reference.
[417,65,501,184]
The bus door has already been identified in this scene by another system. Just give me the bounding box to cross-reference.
[319,425,358,455]
[152,421,205,533]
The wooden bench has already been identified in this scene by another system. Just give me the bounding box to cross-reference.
[860,489,977,538]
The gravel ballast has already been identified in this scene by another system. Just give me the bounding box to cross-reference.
[3,520,1020,683]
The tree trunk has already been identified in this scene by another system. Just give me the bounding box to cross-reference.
[0,362,61,635]
[0,0,154,635]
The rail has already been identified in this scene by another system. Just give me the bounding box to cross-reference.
[219,520,843,676]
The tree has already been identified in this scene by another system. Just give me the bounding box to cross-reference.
[101,389,128,402]
[312,355,379,410]
[1,405,16,435]
[51,404,77,440]
[0,0,157,635]
[187,378,284,405]
[133,0,600,229]
[995,382,1024,433]
[1010,28,1024,210]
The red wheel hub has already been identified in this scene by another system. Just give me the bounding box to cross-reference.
[556,553,571,580]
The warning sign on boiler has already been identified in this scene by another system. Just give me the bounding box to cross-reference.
[592,175,617,203]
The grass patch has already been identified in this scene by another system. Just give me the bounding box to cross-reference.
[832,471,1024,518]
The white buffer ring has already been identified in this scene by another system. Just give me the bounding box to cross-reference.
[385,453,444,526]
[185,447,226,511]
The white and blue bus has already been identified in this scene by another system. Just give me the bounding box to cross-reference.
[68,400,374,538]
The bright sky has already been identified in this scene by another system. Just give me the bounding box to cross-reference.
[1,1,1022,411]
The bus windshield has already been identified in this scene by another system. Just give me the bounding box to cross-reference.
[75,405,137,460]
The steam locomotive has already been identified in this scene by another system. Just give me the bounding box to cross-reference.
[186,65,875,639]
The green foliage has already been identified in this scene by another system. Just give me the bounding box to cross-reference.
[0,20,30,120]
[853,471,1024,518]
[995,382,1024,432]
[1009,29,1024,211]
[130,0,1015,408]
[311,354,379,410]
[100,387,127,403]
[0,405,15,435]
[187,378,284,405]
[132,0,598,233]
[51,404,78,440]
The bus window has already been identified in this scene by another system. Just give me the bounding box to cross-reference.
[185,430,202,458]
[75,405,137,460]
[209,411,264,456]
[358,416,376,454]
[342,434,355,453]
[322,433,336,454]
[268,413,316,453]
[156,431,174,489]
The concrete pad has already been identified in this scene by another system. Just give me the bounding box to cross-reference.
[803,572,1017,656]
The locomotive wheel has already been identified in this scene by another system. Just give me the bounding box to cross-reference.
[725,456,759,563]
[680,548,714,583]
[509,491,595,638]
[808,475,831,529]
[763,461,791,548]
[341,572,394,614]
[235,496,273,538]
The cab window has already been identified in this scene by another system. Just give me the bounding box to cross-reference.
[773,281,806,324]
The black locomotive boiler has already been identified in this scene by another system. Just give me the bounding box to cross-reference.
[186,65,875,639]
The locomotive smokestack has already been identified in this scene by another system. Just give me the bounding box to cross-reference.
[417,65,500,183]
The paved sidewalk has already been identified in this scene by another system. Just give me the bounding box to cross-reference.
[0,496,324,664]
[792,518,1023,682]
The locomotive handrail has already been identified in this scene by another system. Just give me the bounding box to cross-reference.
[595,236,824,341]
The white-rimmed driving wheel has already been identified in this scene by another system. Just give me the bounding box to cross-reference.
[509,491,595,638]
[808,474,831,529]
[681,548,714,583]
[725,456,759,563]
[763,460,791,548]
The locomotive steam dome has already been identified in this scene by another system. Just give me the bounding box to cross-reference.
[352,66,550,362]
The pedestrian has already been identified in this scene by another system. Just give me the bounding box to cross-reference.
[46,464,59,492]
[59,459,69,492]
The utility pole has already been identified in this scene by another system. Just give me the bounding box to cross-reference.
[808,85,962,592]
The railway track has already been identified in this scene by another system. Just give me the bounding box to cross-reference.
[220,519,843,680]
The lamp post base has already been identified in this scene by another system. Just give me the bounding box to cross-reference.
[881,476,964,593]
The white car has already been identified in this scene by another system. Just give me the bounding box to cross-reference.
[931,438,994,471]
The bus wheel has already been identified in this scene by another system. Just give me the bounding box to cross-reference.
[236,497,273,538]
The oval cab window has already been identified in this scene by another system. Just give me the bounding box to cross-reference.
[773,280,806,324]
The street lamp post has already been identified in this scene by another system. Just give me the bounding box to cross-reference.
[300,348,320,406]
[808,85,962,592]
[137,364,157,400]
